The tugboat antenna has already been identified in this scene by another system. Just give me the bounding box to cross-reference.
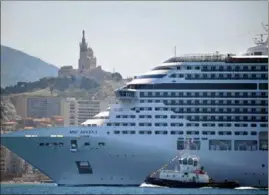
[262,22,268,32]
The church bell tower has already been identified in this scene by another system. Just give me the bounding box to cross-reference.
[78,30,97,73]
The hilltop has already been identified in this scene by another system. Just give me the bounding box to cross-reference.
[1,45,59,87]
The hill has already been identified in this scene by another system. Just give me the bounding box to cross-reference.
[1,76,100,97]
[1,45,59,87]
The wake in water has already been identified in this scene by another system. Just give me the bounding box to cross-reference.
[139,182,167,188]
[235,186,258,190]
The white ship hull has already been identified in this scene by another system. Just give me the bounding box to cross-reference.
[1,129,268,187]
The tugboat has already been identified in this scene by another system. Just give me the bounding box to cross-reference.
[144,139,240,189]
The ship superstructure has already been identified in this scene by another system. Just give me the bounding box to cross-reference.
[1,25,268,187]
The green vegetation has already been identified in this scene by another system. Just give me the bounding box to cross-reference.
[1,76,100,96]
[111,72,123,81]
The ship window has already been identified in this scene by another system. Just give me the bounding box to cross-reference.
[177,140,185,150]
[170,131,183,135]
[70,140,78,151]
[137,74,166,79]
[39,143,44,146]
[170,74,176,78]
[153,66,173,70]
[84,142,90,146]
[183,158,188,165]
[194,160,198,166]
[155,131,167,135]
[251,132,257,136]
[235,140,257,151]
[209,140,231,151]
[98,142,105,146]
[114,131,120,134]
[259,132,268,151]
[188,158,193,165]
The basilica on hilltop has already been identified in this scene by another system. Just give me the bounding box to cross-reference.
[78,30,97,72]
[58,30,99,78]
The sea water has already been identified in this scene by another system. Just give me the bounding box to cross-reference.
[0,183,268,194]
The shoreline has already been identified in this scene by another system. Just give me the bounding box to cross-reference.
[1,181,41,184]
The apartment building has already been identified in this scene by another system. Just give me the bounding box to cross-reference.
[63,98,100,126]
[11,95,64,119]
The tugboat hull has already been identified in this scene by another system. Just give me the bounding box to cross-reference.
[144,176,240,189]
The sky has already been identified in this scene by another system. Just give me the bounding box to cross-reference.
[1,1,268,78]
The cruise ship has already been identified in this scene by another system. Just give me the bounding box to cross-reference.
[1,25,268,187]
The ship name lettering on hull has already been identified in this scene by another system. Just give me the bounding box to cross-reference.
[69,130,97,134]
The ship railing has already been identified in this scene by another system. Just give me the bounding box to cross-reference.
[164,53,233,63]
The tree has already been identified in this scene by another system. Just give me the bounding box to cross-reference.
[111,72,122,81]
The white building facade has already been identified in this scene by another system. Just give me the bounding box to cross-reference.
[63,98,100,126]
